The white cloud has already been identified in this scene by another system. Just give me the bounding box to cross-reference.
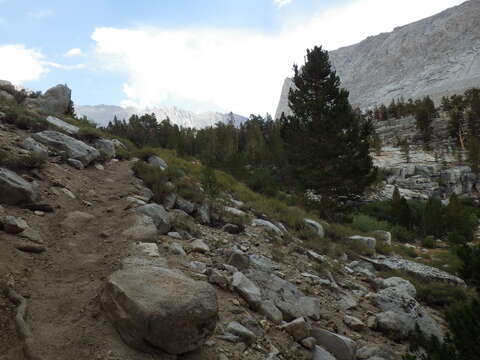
[92,0,465,115]
[0,45,47,84]
[45,61,86,70]
[27,9,53,19]
[274,0,292,8]
[64,48,83,57]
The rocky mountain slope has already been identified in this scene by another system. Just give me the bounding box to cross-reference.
[76,104,247,129]
[276,0,480,118]
[1,80,470,360]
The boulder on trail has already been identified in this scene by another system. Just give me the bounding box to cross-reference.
[101,266,218,355]
[61,211,95,230]
[93,138,116,159]
[137,203,171,234]
[0,167,39,205]
[311,328,357,360]
[32,131,100,166]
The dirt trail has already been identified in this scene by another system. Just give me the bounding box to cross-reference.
[1,157,171,360]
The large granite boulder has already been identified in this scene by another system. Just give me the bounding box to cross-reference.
[365,256,465,286]
[93,138,116,160]
[45,116,79,134]
[304,218,325,238]
[373,285,442,340]
[21,137,49,159]
[0,168,39,205]
[23,84,72,114]
[311,328,357,360]
[137,204,171,234]
[147,155,168,170]
[32,131,100,166]
[101,266,218,355]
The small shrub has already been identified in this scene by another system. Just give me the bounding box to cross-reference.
[421,236,436,249]
[391,224,415,243]
[351,213,391,233]
[115,147,131,160]
[376,241,393,255]
[170,212,201,237]
[201,166,220,198]
[176,177,205,204]
[416,281,468,308]
[136,147,159,161]
[77,126,103,140]
[0,151,46,170]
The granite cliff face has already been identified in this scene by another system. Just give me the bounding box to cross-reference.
[276,0,480,118]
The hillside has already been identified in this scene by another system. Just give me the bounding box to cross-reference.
[1,81,478,360]
[276,0,480,118]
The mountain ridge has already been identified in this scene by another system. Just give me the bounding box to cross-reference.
[276,0,480,118]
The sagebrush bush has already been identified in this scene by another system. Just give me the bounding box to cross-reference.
[352,213,391,233]
[416,281,468,308]
[77,126,103,140]
[0,151,46,170]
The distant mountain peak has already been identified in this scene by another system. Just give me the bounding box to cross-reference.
[76,104,247,129]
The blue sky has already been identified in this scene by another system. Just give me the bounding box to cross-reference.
[0,0,465,115]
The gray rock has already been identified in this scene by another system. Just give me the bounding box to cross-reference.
[188,261,207,274]
[147,155,167,170]
[163,193,177,210]
[311,328,357,360]
[32,131,100,166]
[307,250,327,264]
[343,315,365,331]
[381,277,417,298]
[191,239,210,253]
[346,236,376,250]
[3,216,29,234]
[196,202,211,224]
[168,231,182,239]
[224,206,247,217]
[170,242,187,256]
[337,294,358,311]
[208,270,229,289]
[21,137,49,159]
[101,266,218,355]
[0,167,39,205]
[280,317,310,341]
[365,256,465,286]
[18,228,43,244]
[258,300,283,324]
[232,271,262,308]
[249,254,280,273]
[67,158,84,170]
[313,346,337,360]
[225,321,257,343]
[374,286,442,340]
[228,251,251,271]
[140,187,154,202]
[0,80,16,95]
[357,345,396,360]
[93,138,116,159]
[251,219,283,235]
[176,196,195,214]
[45,116,79,134]
[24,84,72,114]
[122,215,158,242]
[0,90,15,102]
[304,218,325,238]
[137,204,170,234]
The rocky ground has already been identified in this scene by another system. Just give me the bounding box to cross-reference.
[0,115,466,360]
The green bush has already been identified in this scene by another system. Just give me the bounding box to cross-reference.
[416,281,468,308]
[351,213,391,233]
[77,126,103,140]
[421,236,436,249]
[201,166,219,198]
[0,151,46,170]
[135,147,159,161]
[176,177,205,204]
[391,224,415,243]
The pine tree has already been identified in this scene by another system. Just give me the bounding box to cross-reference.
[415,96,437,149]
[281,46,375,203]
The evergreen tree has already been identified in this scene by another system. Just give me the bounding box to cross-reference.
[415,96,437,149]
[281,46,375,204]
[422,197,444,237]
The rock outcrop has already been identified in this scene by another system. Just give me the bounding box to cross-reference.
[276,0,480,116]
[24,84,72,114]
[32,131,100,166]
